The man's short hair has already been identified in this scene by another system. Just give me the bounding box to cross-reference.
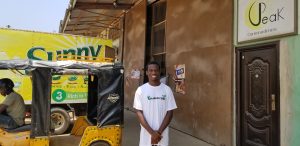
[0,78,14,89]
[146,61,160,70]
[0,78,14,94]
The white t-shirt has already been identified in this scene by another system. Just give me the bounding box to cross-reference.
[133,83,177,146]
[2,92,25,126]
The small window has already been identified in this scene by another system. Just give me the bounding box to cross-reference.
[152,23,165,55]
[152,1,166,25]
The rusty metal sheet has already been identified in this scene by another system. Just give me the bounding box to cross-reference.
[165,0,233,145]
[123,0,146,108]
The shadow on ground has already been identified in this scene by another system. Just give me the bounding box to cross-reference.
[122,109,213,146]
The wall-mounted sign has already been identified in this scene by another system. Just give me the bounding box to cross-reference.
[174,64,186,94]
[175,64,185,79]
[238,0,296,43]
[175,79,185,95]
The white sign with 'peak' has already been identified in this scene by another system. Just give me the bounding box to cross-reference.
[238,0,296,42]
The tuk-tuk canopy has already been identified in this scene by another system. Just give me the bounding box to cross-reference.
[0,59,115,73]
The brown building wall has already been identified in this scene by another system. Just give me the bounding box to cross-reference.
[165,0,233,145]
[122,0,233,145]
[123,0,147,108]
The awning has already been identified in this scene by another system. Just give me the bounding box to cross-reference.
[59,0,138,37]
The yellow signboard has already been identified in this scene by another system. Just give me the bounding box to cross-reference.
[0,28,113,104]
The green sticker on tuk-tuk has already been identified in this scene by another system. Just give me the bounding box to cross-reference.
[52,89,66,102]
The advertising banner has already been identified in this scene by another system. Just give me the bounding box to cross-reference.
[0,29,112,104]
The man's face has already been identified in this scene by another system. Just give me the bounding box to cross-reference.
[146,64,160,82]
[0,88,5,96]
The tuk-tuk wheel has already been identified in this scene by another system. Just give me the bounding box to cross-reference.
[51,107,70,135]
[90,140,110,146]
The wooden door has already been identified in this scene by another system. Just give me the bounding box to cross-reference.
[237,43,280,146]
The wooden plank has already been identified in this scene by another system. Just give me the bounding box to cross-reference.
[75,2,133,10]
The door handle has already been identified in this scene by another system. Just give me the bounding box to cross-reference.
[271,94,276,111]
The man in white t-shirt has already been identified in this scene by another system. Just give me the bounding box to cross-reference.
[134,61,177,146]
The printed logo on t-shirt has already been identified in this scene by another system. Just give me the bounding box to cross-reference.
[147,94,166,100]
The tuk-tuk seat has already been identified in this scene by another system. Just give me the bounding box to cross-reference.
[5,124,31,133]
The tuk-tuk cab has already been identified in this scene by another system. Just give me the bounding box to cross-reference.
[0,59,124,146]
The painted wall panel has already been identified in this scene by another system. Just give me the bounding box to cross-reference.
[165,0,233,145]
[123,0,146,108]
[280,37,300,146]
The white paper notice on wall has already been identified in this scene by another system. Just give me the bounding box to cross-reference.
[130,69,140,79]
